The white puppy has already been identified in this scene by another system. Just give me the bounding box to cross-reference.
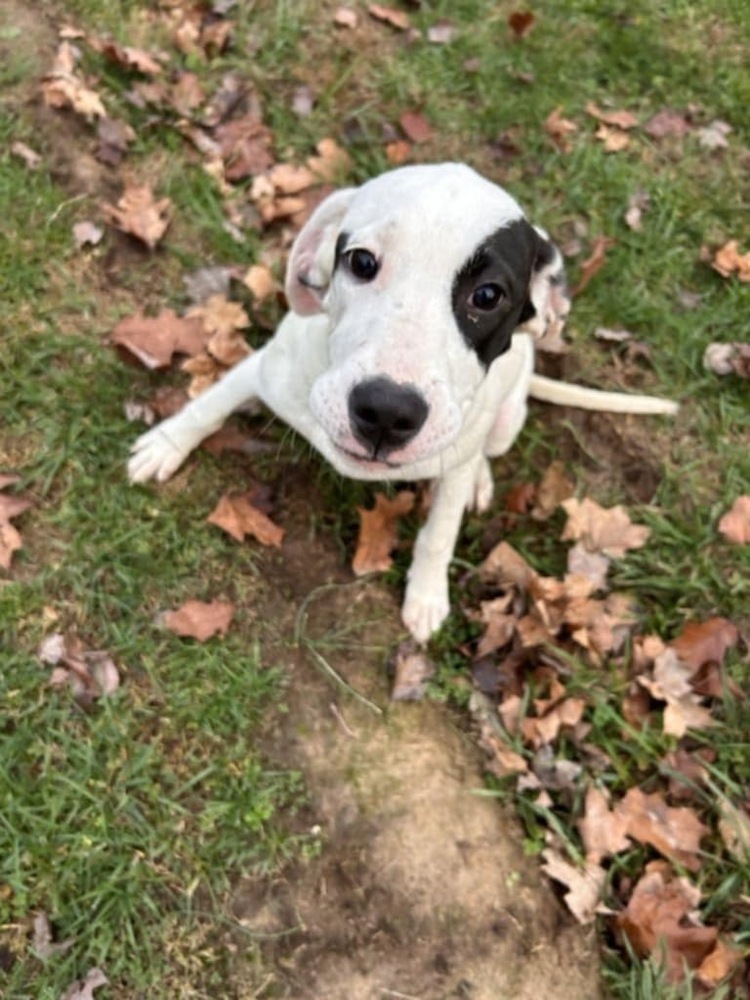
[129,163,677,643]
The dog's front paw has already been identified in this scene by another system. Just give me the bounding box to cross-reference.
[128,420,201,484]
[401,582,450,645]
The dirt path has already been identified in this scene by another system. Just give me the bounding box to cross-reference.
[232,514,601,999]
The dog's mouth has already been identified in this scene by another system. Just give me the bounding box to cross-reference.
[334,443,404,470]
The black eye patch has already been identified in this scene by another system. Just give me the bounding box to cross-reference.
[452,219,540,368]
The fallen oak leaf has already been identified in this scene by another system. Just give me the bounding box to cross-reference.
[614,787,709,871]
[561,496,650,557]
[399,110,433,144]
[585,101,639,130]
[578,786,631,863]
[111,309,208,369]
[541,848,606,924]
[718,495,750,544]
[352,490,415,575]
[162,599,234,641]
[671,616,739,671]
[102,183,172,250]
[207,492,284,547]
[531,460,574,520]
[615,862,717,983]
[644,108,693,138]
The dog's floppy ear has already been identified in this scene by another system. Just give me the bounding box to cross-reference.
[285,187,356,315]
[516,226,571,346]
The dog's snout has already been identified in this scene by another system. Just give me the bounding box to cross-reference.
[348,377,428,457]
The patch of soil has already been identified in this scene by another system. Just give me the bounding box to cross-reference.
[228,480,601,999]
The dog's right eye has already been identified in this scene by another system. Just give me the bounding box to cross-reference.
[344,248,380,281]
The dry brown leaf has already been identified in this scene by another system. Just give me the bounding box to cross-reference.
[616,862,717,983]
[181,352,226,397]
[42,42,107,120]
[645,108,692,138]
[578,786,631,863]
[352,491,415,575]
[187,294,249,336]
[718,495,750,544]
[390,640,435,700]
[595,125,631,152]
[703,341,750,378]
[696,938,744,990]
[39,634,121,705]
[11,141,42,169]
[566,542,610,591]
[214,112,274,182]
[171,71,205,115]
[385,140,412,165]
[697,119,732,151]
[561,497,649,557]
[476,597,516,657]
[614,787,708,871]
[507,10,536,38]
[531,460,574,520]
[207,492,284,547]
[541,848,606,924]
[242,264,278,302]
[399,110,433,144]
[585,102,639,129]
[163,599,234,641]
[368,4,411,30]
[61,968,109,1000]
[102,183,172,249]
[306,137,352,182]
[333,7,358,29]
[544,107,578,153]
[0,481,32,570]
[638,648,715,738]
[717,799,750,863]
[711,240,750,282]
[111,309,208,368]
[73,220,104,248]
[478,540,537,589]
[671,616,739,671]
[624,190,651,231]
[571,236,616,296]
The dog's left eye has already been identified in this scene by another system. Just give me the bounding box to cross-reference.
[345,249,380,281]
[470,283,505,311]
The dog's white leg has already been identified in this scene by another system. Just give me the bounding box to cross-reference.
[128,351,264,483]
[402,458,480,643]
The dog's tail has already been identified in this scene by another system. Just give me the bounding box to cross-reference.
[528,374,679,415]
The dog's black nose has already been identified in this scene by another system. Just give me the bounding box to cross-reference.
[348,377,429,457]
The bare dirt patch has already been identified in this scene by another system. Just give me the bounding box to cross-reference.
[226,490,601,1000]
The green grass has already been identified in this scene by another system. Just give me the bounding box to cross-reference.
[1,0,749,995]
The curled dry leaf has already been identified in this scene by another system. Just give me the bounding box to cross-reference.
[207,492,284,547]
[0,479,32,570]
[616,862,717,984]
[531,460,574,520]
[696,937,744,990]
[368,4,411,30]
[718,495,750,544]
[42,42,107,120]
[102,183,172,249]
[595,125,631,153]
[352,490,415,576]
[614,787,708,871]
[571,236,616,296]
[671,616,739,671]
[544,107,578,153]
[585,102,639,130]
[39,633,121,705]
[541,848,606,924]
[111,309,207,369]
[243,264,277,302]
[162,599,234,641]
[711,240,750,282]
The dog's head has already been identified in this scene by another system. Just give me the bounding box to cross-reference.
[284,163,569,472]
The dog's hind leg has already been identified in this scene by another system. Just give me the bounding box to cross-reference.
[128,350,264,483]
[402,458,482,643]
